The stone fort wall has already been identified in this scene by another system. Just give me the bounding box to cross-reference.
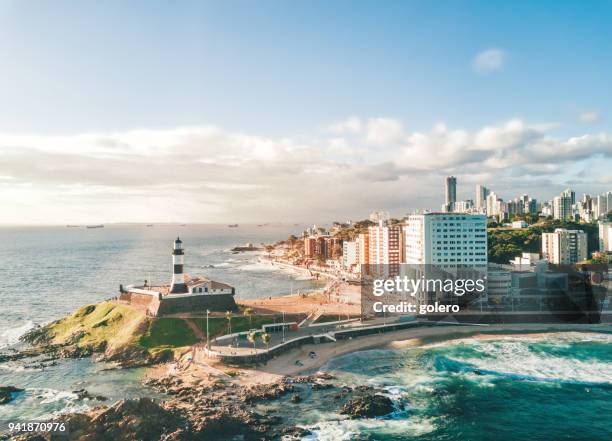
[120,291,237,316]
[156,293,237,316]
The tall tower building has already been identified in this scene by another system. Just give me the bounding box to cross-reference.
[445,176,457,211]
[553,195,573,220]
[404,213,488,305]
[367,220,403,277]
[475,185,490,213]
[542,229,587,264]
[170,237,188,294]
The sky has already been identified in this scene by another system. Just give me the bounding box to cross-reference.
[1,0,611,225]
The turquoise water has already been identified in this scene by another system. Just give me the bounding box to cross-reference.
[298,333,612,440]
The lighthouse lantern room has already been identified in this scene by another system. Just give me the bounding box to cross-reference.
[170,237,188,293]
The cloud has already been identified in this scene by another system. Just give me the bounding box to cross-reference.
[365,118,404,146]
[0,118,611,224]
[328,117,362,135]
[579,110,600,123]
[473,48,506,74]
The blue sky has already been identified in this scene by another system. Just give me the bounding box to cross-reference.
[0,1,611,224]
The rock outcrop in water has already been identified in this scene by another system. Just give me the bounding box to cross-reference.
[10,367,398,439]
[0,386,24,404]
[340,393,395,418]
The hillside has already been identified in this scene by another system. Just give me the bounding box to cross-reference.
[21,302,193,366]
[488,220,600,264]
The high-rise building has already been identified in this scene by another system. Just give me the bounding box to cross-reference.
[454,199,474,213]
[368,220,403,277]
[357,232,370,270]
[542,229,587,264]
[563,188,576,205]
[304,236,316,257]
[404,213,488,304]
[486,192,506,220]
[342,240,359,271]
[405,213,488,266]
[445,176,457,211]
[594,192,611,220]
[475,185,490,213]
[599,222,612,253]
[553,194,573,220]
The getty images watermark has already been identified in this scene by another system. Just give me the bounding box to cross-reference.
[370,275,486,314]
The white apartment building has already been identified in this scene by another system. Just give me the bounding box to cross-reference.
[405,213,488,304]
[541,228,588,264]
[553,195,573,220]
[599,222,612,253]
[342,240,359,272]
[368,220,403,277]
[405,213,488,266]
[593,192,612,220]
[486,192,505,220]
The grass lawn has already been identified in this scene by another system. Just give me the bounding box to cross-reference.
[139,317,199,349]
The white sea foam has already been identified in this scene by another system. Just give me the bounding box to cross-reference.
[0,320,36,348]
[300,416,436,440]
[443,336,612,385]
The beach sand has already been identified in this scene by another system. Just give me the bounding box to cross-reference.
[152,322,611,387]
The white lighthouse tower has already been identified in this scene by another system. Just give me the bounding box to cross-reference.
[170,237,188,294]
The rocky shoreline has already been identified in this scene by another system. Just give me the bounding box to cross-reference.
[8,371,400,440]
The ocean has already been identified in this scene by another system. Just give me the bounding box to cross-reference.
[1,225,611,439]
[288,332,612,440]
[0,223,322,423]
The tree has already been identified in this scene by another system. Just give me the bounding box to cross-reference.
[261,332,271,350]
[591,252,609,265]
[247,331,258,350]
[243,307,254,328]
[225,311,233,334]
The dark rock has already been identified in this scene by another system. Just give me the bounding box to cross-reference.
[340,394,395,419]
[0,386,24,404]
[280,426,313,439]
[290,394,302,403]
[311,382,334,390]
[72,389,108,402]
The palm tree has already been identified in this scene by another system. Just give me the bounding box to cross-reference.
[225,311,233,334]
[247,331,258,350]
[261,332,271,351]
[243,307,254,328]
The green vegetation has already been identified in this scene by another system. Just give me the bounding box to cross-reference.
[508,213,541,225]
[45,302,145,352]
[333,219,376,241]
[488,220,600,264]
[139,318,198,349]
[32,302,206,365]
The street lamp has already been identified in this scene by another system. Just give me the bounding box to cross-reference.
[282,310,285,343]
[206,309,210,350]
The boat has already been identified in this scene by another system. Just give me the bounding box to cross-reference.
[146,224,154,227]
[86,224,104,229]
[66,225,80,228]
[228,224,239,228]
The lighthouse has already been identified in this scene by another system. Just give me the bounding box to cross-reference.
[170,237,188,294]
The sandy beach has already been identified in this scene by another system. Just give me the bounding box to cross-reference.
[154,322,612,387]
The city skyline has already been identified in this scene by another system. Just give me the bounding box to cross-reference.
[1,1,612,224]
